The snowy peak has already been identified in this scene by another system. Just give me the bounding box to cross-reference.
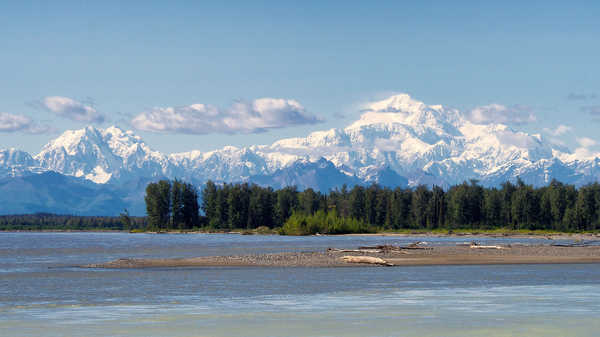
[35,126,169,184]
[349,94,462,131]
[364,93,427,114]
[5,93,600,189]
[0,148,37,167]
[0,148,42,179]
[37,126,146,158]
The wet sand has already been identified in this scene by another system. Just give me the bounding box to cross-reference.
[84,245,600,268]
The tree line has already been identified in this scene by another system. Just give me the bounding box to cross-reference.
[200,179,600,232]
[0,213,146,231]
[3,178,600,232]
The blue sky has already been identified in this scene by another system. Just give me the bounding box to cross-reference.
[1,1,599,153]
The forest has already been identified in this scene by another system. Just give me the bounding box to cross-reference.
[199,178,600,234]
[4,178,600,234]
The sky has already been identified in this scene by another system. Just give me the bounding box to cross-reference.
[1,1,599,154]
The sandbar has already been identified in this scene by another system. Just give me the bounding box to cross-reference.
[84,245,600,268]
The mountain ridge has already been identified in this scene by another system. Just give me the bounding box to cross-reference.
[2,93,600,215]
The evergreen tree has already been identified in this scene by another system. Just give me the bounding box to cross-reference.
[375,188,389,226]
[275,186,298,225]
[248,185,275,228]
[349,185,366,221]
[548,179,567,227]
[215,184,230,228]
[228,183,250,229]
[298,188,320,215]
[182,182,200,228]
[144,180,171,230]
[411,185,430,228]
[428,186,446,229]
[201,180,217,223]
[365,185,379,225]
[483,188,503,227]
[171,179,185,229]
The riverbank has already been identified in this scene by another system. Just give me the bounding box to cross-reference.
[84,244,600,268]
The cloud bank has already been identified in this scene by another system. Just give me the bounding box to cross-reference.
[131,98,322,134]
[468,104,536,125]
[573,136,600,159]
[543,124,572,137]
[577,137,597,148]
[0,112,50,134]
[42,96,105,123]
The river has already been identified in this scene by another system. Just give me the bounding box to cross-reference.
[1,232,598,336]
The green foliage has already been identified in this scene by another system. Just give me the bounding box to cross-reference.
[280,210,373,235]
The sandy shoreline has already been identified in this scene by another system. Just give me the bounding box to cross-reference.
[84,244,600,268]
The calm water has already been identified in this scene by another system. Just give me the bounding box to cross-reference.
[1,232,599,336]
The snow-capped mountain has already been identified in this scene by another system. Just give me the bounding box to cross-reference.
[2,93,600,214]
[0,148,43,178]
[34,126,171,183]
[0,148,36,167]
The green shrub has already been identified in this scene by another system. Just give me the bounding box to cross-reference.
[280,210,373,235]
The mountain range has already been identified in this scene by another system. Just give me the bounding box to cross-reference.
[2,94,599,215]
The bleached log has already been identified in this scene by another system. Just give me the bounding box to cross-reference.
[340,255,394,266]
[470,245,506,249]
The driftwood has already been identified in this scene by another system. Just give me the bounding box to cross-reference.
[402,242,433,250]
[470,244,506,249]
[461,241,508,249]
[358,245,402,251]
[327,248,384,254]
[340,255,394,266]
[359,242,432,251]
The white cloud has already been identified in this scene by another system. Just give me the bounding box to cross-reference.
[42,96,105,123]
[577,137,597,148]
[468,104,536,125]
[0,112,50,134]
[496,130,539,148]
[572,137,600,159]
[131,98,322,134]
[543,124,572,137]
